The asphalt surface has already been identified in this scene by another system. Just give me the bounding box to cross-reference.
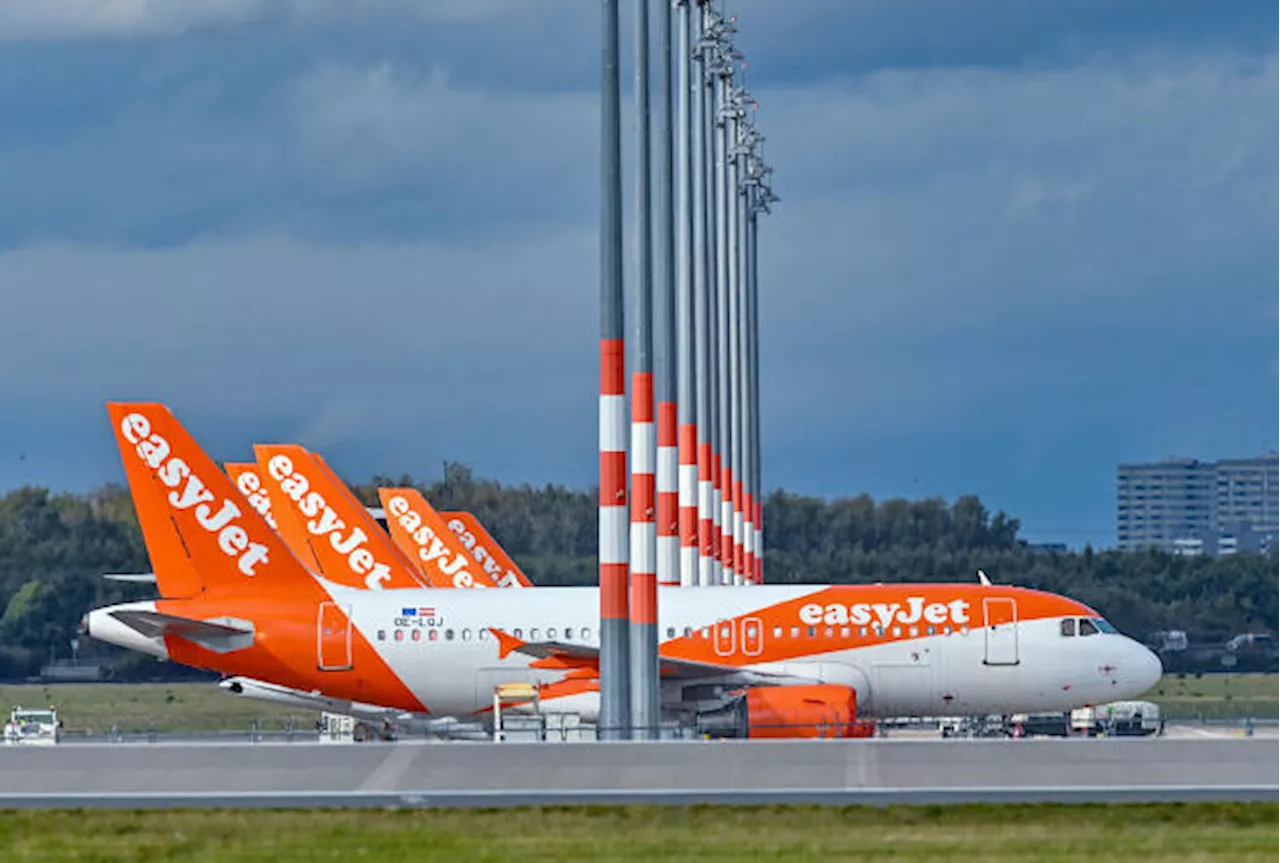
[0,737,1274,808]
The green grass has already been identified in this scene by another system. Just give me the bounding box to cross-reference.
[0,803,1274,862]
[0,683,320,734]
[1140,673,1278,720]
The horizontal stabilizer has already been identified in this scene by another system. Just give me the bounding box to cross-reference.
[109,609,254,653]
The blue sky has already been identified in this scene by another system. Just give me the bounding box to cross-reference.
[0,0,1274,549]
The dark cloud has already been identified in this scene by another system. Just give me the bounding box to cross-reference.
[0,1,1274,548]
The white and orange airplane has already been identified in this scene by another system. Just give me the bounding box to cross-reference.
[84,403,1162,738]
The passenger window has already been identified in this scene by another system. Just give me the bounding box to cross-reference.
[859,627,868,638]
[429,629,439,642]
[1060,619,1077,637]
[581,627,592,640]
[824,627,834,638]
[873,625,884,637]
[943,626,952,636]
[377,630,386,642]
[461,629,472,641]
[772,626,783,638]
[445,629,455,641]
[701,627,710,639]
[789,626,800,638]
[514,628,523,639]
[666,627,676,639]
[411,629,422,642]
[394,630,404,642]
[909,626,919,637]
[684,626,694,638]
[892,626,902,637]
[807,627,817,638]
[479,629,489,641]
[926,626,935,636]
[530,628,540,640]
[840,626,850,639]
[1079,619,1100,637]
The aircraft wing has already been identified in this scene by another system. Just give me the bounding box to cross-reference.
[489,628,787,683]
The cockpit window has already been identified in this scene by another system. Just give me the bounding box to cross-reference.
[1078,618,1100,636]
[1060,619,1076,637]
[1093,618,1118,634]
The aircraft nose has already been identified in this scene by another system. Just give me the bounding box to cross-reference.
[1130,641,1163,695]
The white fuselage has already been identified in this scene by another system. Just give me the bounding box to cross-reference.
[322,582,1162,720]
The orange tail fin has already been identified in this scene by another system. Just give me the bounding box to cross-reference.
[106,403,316,600]
[440,511,534,588]
[238,455,323,574]
[253,444,429,590]
[378,488,495,588]
[225,462,279,532]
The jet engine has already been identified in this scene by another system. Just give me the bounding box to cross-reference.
[696,684,876,739]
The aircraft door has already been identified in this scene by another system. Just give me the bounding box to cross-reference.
[713,619,736,657]
[982,597,1019,666]
[317,601,354,671]
[741,617,763,657]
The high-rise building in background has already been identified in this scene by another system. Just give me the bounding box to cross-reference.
[1117,453,1278,556]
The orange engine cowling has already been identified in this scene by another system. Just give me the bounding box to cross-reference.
[698,684,877,739]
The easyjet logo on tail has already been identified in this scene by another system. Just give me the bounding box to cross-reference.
[226,463,277,530]
[380,490,486,588]
[264,452,393,590]
[120,413,269,577]
[799,597,972,629]
[445,517,524,588]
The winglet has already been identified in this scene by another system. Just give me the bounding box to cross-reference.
[978,569,992,586]
[488,627,524,660]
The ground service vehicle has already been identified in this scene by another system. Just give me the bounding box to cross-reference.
[3,706,61,746]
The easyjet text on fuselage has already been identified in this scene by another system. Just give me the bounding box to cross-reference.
[798,597,971,629]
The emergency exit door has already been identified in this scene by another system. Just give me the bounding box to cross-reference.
[982,597,1019,666]
[317,601,354,671]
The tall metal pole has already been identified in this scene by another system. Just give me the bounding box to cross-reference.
[629,0,660,742]
[693,2,715,588]
[713,45,733,586]
[737,123,755,584]
[598,0,630,740]
[675,1,699,589]
[655,0,679,594]
[728,94,745,586]
[751,156,774,584]
[703,2,723,587]
[748,191,761,583]
[722,81,739,585]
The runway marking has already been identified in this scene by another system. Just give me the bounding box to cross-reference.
[358,747,421,791]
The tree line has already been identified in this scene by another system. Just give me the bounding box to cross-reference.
[0,463,1275,678]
